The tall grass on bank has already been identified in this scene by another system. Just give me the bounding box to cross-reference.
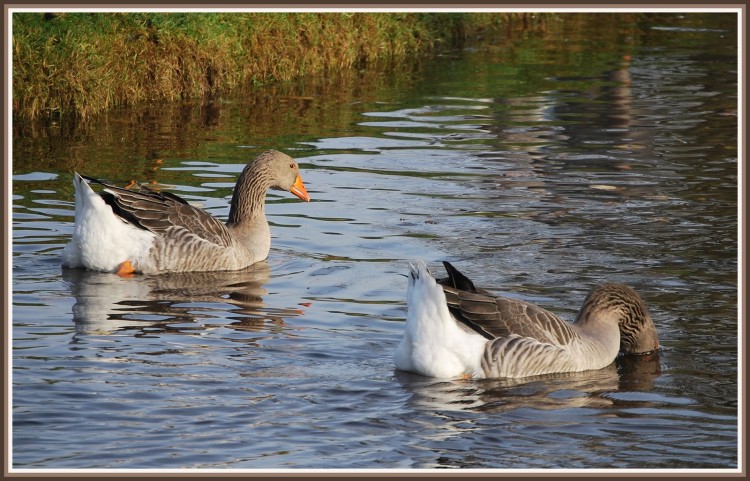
[12,12,545,121]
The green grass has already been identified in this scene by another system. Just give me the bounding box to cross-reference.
[12,12,546,120]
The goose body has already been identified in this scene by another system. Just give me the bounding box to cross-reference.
[395,261,659,379]
[61,150,310,275]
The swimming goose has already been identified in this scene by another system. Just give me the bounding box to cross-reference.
[61,150,310,275]
[394,261,659,379]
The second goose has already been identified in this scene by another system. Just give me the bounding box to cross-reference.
[395,261,659,379]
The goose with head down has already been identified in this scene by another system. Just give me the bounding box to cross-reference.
[62,149,310,275]
[394,261,659,379]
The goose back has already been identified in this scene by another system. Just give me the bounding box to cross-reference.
[438,261,577,347]
[89,176,235,247]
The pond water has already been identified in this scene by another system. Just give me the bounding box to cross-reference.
[10,13,739,471]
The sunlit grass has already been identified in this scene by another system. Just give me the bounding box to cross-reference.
[12,12,547,120]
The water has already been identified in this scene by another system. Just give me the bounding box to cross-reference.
[10,13,739,471]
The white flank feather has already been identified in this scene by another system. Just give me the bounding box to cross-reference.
[61,174,155,273]
[394,260,487,379]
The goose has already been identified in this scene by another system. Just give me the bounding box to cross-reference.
[394,260,659,379]
[61,150,310,275]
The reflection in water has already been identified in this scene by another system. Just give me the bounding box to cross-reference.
[489,55,643,164]
[12,69,422,182]
[62,262,304,335]
[393,353,666,469]
[395,352,662,414]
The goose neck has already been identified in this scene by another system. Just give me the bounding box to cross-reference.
[227,163,270,226]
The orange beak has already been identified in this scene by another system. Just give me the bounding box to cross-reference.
[290,174,310,202]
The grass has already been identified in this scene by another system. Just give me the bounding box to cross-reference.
[12,12,548,121]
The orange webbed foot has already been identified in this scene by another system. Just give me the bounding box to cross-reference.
[116,260,136,277]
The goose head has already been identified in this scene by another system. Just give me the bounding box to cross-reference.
[265,150,310,202]
[577,283,660,355]
[227,150,310,226]
[257,149,310,202]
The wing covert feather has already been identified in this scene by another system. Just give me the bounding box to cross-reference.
[92,178,234,248]
[438,262,576,347]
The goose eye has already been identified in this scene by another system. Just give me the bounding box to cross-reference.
[289,163,295,169]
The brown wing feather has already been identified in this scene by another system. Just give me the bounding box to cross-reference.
[84,176,234,247]
[439,262,576,347]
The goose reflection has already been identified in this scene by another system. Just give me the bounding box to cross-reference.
[62,261,304,335]
[395,351,661,414]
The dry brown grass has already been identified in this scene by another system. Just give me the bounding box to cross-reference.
[12,12,545,120]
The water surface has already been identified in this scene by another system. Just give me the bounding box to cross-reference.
[11,13,738,471]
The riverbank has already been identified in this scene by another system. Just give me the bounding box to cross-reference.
[12,11,549,121]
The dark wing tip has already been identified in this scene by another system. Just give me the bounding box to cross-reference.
[442,261,478,292]
[79,173,106,186]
